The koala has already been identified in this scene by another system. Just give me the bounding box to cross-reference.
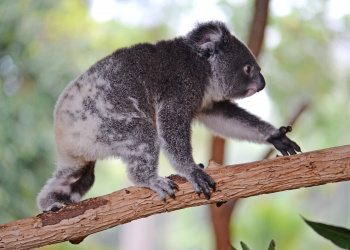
[37,21,300,212]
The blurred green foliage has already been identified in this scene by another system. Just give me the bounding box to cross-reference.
[0,0,350,249]
[262,2,350,151]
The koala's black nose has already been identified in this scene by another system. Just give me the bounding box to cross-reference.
[258,73,266,92]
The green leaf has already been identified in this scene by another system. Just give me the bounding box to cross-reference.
[268,240,276,250]
[240,241,250,250]
[229,242,237,250]
[303,216,350,249]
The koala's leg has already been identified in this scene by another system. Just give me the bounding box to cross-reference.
[118,120,178,200]
[37,159,95,212]
[157,105,216,199]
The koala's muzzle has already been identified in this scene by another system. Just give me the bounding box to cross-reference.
[245,73,266,97]
[257,73,266,92]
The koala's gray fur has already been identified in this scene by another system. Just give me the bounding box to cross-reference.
[37,21,300,212]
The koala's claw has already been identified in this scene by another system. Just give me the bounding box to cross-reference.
[50,205,62,212]
[198,163,205,169]
[267,125,301,156]
[43,206,61,213]
[169,180,179,191]
[188,167,216,199]
[149,177,179,201]
[45,202,68,212]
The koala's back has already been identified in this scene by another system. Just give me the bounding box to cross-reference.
[53,37,210,161]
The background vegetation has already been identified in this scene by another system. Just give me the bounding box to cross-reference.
[0,0,349,249]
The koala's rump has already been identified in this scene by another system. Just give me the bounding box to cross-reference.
[53,69,154,162]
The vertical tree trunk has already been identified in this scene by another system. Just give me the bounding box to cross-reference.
[210,1,270,249]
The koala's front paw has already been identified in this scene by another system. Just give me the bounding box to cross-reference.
[149,176,179,201]
[267,125,301,156]
[187,165,216,199]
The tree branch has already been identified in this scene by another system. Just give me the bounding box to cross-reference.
[247,0,269,57]
[1,145,350,249]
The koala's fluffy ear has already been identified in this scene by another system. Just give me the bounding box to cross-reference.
[186,21,230,57]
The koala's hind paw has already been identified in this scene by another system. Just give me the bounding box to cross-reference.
[149,177,179,201]
[37,191,77,212]
[187,166,216,200]
[267,125,301,156]
[37,180,82,212]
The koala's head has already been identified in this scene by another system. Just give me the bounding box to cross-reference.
[186,21,265,101]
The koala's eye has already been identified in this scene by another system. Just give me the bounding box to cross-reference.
[243,65,252,76]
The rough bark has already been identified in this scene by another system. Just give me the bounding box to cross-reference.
[1,145,350,249]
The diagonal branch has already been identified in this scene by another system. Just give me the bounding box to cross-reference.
[1,145,350,249]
